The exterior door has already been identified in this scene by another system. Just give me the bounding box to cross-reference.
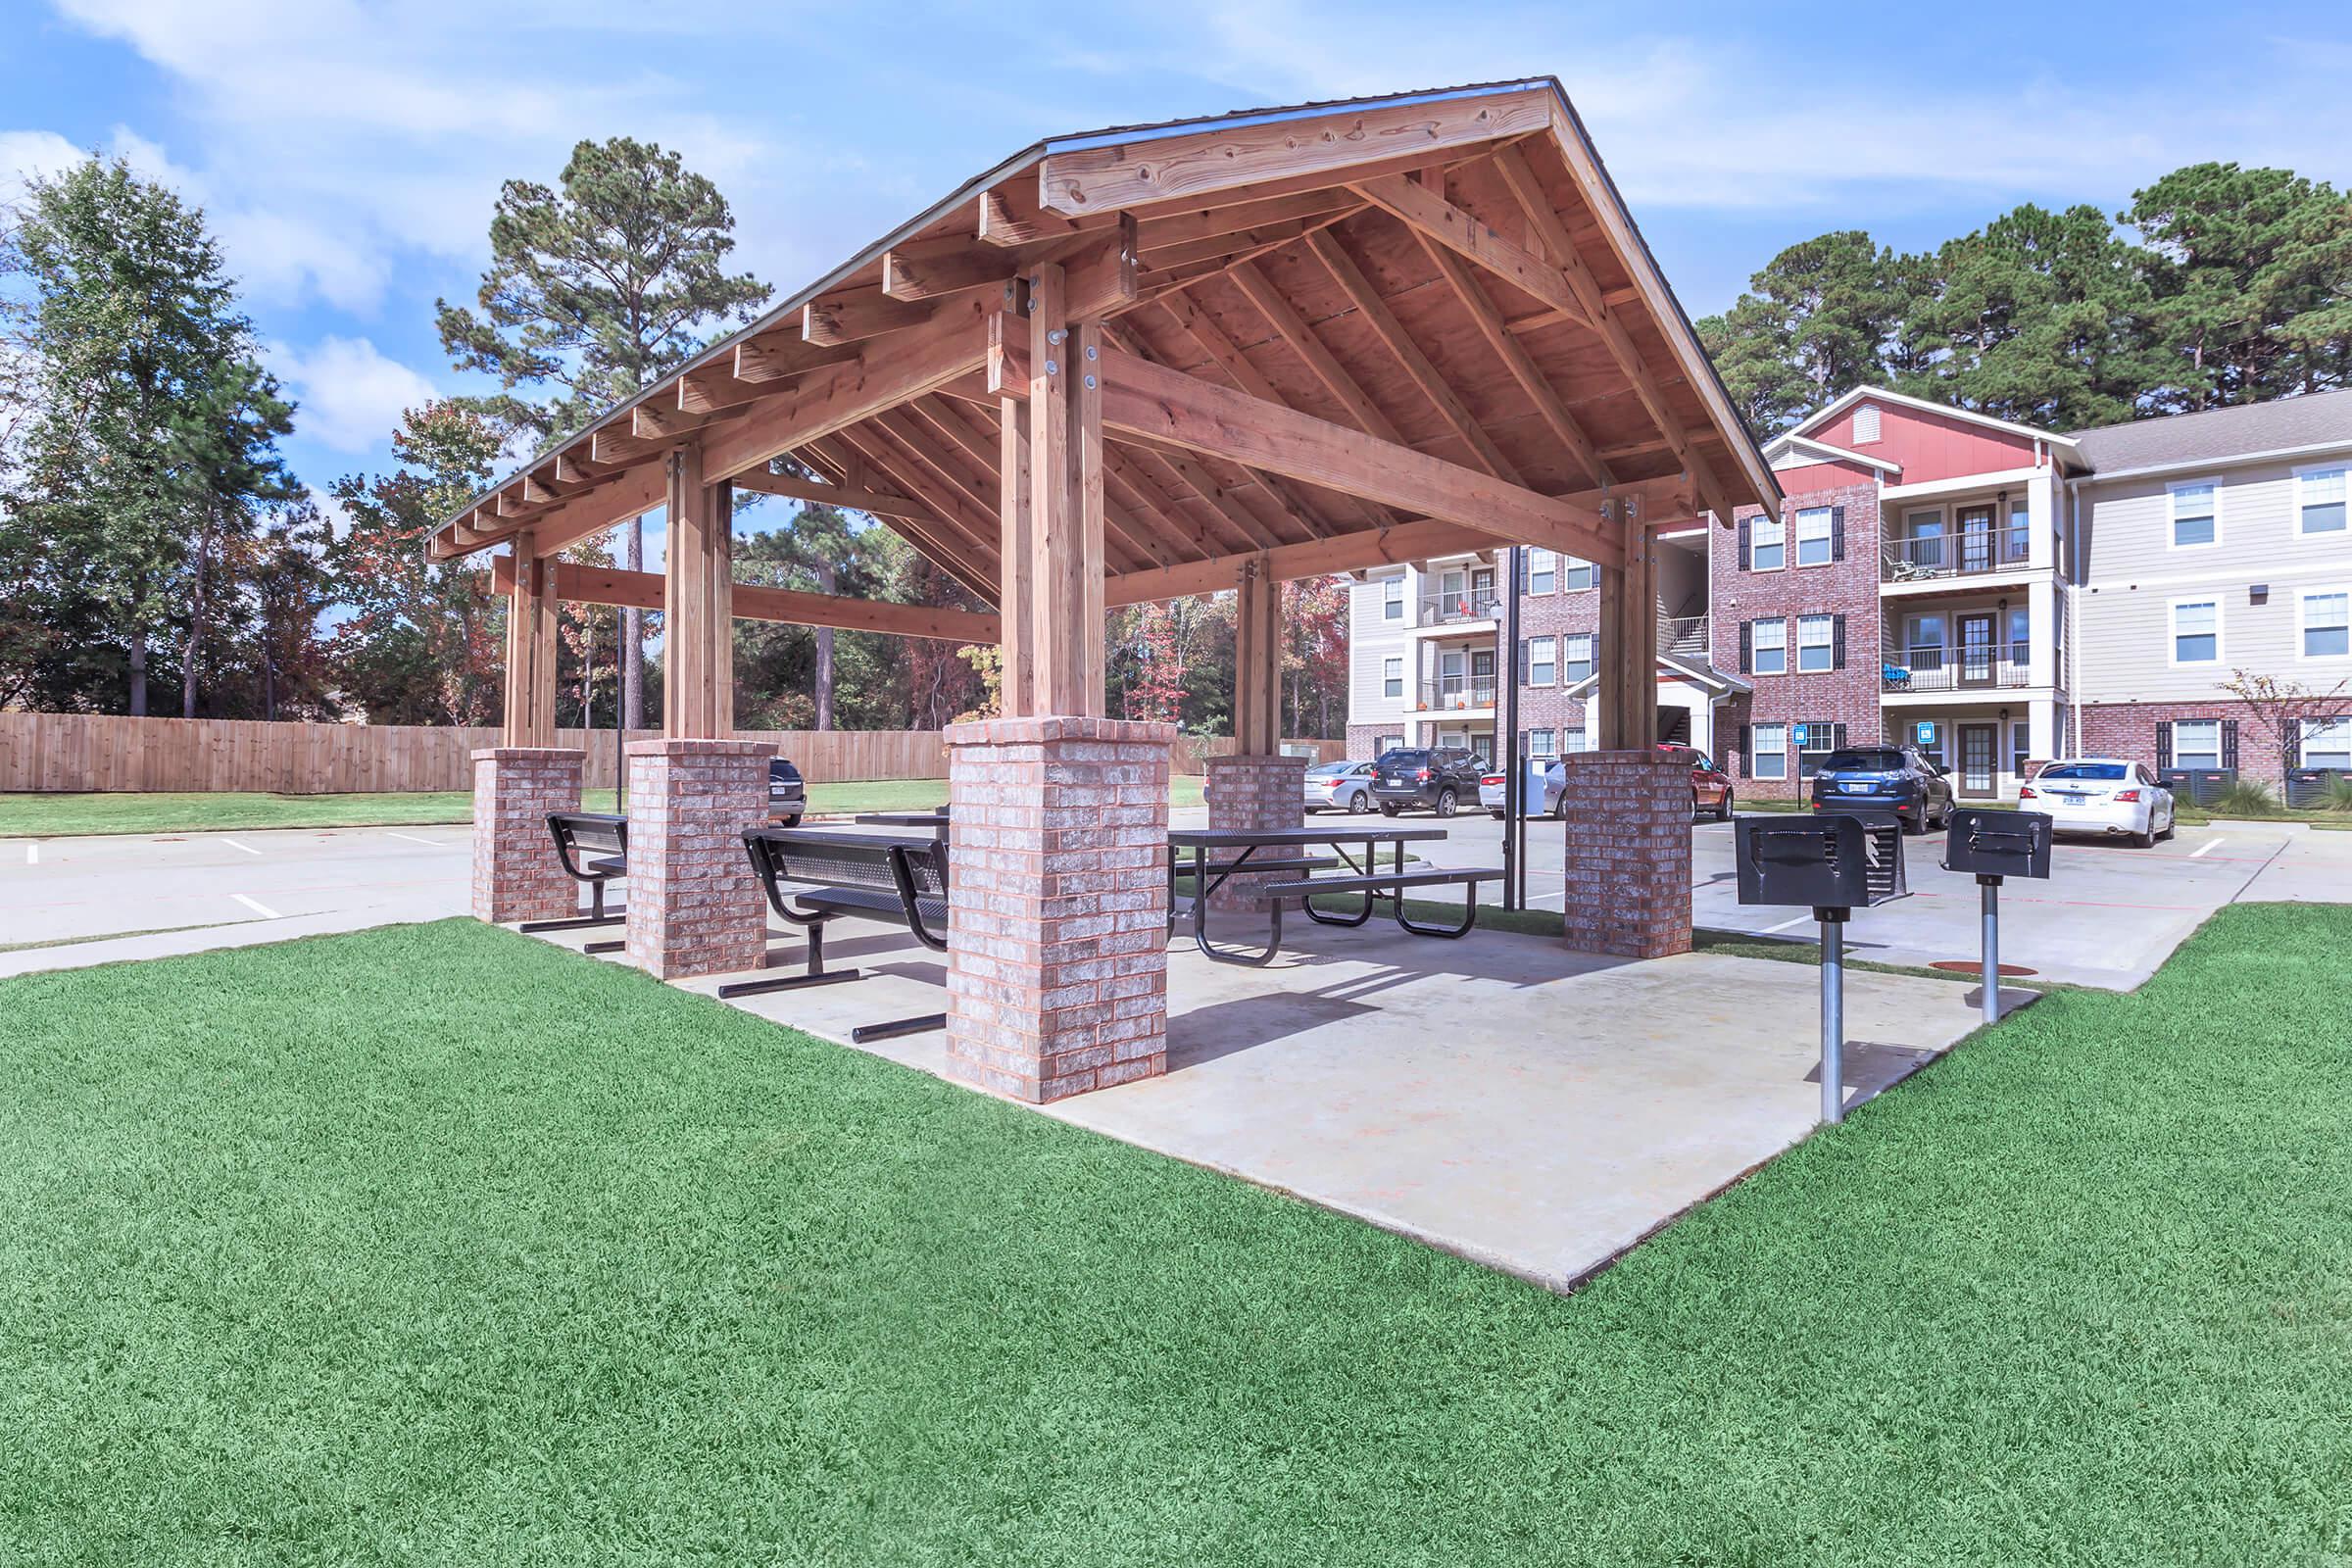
[1470,648,1494,707]
[1957,612,1996,687]
[1958,507,1993,573]
[1958,723,1997,798]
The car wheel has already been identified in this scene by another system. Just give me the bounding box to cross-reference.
[1899,808,1925,836]
[1717,789,1735,820]
[1435,788,1457,818]
[1552,793,1568,819]
[1380,803,1401,818]
[1490,808,1505,820]
[1348,790,1371,814]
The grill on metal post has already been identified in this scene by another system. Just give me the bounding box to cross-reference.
[1939,808,2053,1025]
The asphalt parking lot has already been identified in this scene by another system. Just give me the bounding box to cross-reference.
[5,808,2343,989]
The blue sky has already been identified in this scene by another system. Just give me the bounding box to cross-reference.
[5,0,2349,544]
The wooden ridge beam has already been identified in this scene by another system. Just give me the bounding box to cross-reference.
[494,555,1001,642]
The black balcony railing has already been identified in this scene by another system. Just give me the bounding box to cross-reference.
[1880,645,2034,692]
[1419,591,1501,625]
[1883,528,2032,581]
[1417,673,1497,710]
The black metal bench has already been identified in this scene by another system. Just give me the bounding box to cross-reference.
[1258,866,1503,939]
[1164,852,1338,934]
[725,827,949,1043]
[525,812,629,954]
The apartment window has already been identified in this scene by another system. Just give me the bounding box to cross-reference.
[1796,613,1836,672]
[2299,466,2348,535]
[1852,403,1882,444]
[1526,636,1557,686]
[2171,599,2221,664]
[1561,726,1593,756]
[2173,718,2223,770]
[1903,509,1944,570]
[1794,507,1834,566]
[1750,722,1788,780]
[1382,657,1403,699]
[2006,606,2031,666]
[1750,514,1786,571]
[2304,717,2352,770]
[2303,589,2350,660]
[1796,721,1840,777]
[1528,548,1556,594]
[1563,556,1594,591]
[1377,734,1404,755]
[1562,633,1594,684]
[2169,480,2218,549]
[1528,727,1558,760]
[2011,721,2031,780]
[1751,616,1788,675]
[1382,577,1403,620]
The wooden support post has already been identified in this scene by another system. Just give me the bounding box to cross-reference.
[662,446,735,738]
[998,378,1035,716]
[1231,554,1280,754]
[1596,502,1657,749]
[1021,263,1105,715]
[502,528,558,747]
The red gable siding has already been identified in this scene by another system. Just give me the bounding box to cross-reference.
[1806,399,2042,485]
[1772,457,1882,494]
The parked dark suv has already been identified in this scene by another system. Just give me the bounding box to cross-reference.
[1808,744,1954,834]
[768,758,806,826]
[1371,747,1488,817]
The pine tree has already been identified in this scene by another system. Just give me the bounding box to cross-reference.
[1694,231,1907,432]
[436,136,771,731]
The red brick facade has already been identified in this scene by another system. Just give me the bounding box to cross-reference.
[1202,753,1307,911]
[942,715,1174,1103]
[470,747,582,924]
[1554,750,1692,959]
[622,739,771,981]
[2076,702,2317,787]
[1711,478,1887,798]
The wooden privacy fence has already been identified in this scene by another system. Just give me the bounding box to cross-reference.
[0,713,1345,794]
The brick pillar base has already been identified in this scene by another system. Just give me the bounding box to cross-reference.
[471,747,583,924]
[943,716,1173,1102]
[1558,749,1691,958]
[623,739,770,980]
[1202,753,1308,911]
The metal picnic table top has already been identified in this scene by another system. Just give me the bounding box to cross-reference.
[854,810,949,831]
[1165,824,1448,849]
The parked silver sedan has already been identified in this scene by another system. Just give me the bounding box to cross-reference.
[1303,760,1377,813]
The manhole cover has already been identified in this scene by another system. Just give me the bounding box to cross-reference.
[1930,959,2036,977]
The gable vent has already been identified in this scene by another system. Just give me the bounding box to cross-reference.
[1853,404,1882,444]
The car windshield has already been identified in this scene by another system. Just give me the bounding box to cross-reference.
[1823,749,1906,772]
[1306,761,1350,776]
[1375,750,1426,767]
[2039,762,2129,781]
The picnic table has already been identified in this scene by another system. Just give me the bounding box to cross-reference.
[1165,824,1496,966]
[853,810,949,833]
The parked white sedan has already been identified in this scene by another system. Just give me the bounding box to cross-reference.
[1303,760,1377,814]
[2019,758,2177,848]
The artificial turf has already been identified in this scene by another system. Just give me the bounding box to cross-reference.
[4,906,2347,1563]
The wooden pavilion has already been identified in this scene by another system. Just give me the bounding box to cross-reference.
[436,78,1781,1101]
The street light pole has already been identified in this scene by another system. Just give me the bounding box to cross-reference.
[1500,546,1523,910]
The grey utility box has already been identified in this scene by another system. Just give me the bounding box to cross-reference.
[1940,808,2053,881]
[1735,813,1906,912]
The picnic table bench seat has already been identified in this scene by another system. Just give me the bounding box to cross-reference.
[725,826,948,1043]
[1259,865,1502,939]
[524,811,630,952]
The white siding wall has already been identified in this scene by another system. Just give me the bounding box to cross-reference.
[1348,568,1414,732]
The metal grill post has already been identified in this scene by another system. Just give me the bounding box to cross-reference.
[1819,907,1846,1126]
[1979,875,2000,1025]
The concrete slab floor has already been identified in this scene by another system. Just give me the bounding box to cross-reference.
[533,916,1995,1293]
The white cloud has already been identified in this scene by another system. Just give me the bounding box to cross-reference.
[267,335,437,454]
[0,129,85,205]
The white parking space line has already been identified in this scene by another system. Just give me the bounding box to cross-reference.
[24,843,35,864]
[1759,914,1812,935]
[229,893,282,919]
[2191,838,2226,859]
[383,831,448,847]
[220,839,262,856]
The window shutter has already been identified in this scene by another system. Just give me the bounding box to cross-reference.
[2155,721,2173,770]
[1832,613,1847,669]
[2222,719,2239,770]
[1738,515,1751,570]
[1830,505,1846,562]
[1738,619,1752,674]
[1517,639,1529,685]
[1737,723,1750,776]
[1515,553,1527,594]
[2288,721,2304,768]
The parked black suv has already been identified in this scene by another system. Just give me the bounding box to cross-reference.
[1808,744,1954,834]
[768,758,806,826]
[1371,747,1488,817]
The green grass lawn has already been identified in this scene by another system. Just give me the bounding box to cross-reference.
[0,773,1211,837]
[5,906,2349,1563]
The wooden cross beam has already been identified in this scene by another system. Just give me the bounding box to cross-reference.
[492,555,1003,643]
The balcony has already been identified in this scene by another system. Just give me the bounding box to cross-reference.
[1881,646,2033,693]
[1882,529,2032,583]
[1417,673,1497,711]
[1419,590,1502,626]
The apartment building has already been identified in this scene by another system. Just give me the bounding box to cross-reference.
[1343,385,2352,798]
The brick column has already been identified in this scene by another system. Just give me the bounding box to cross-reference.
[943,716,1173,1102]
[623,739,770,981]
[1202,752,1308,912]
[1557,749,1691,958]
[470,747,582,924]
